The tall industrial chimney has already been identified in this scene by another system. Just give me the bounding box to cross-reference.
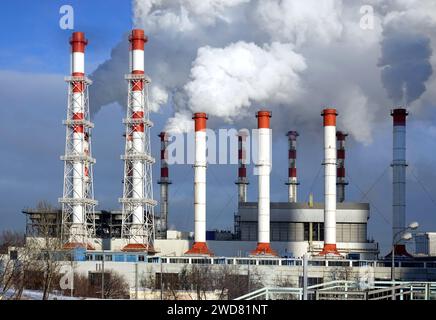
[285,131,299,203]
[252,110,276,256]
[391,108,409,256]
[120,29,156,252]
[235,130,249,203]
[60,32,97,250]
[336,131,348,203]
[158,132,172,238]
[319,108,340,256]
[185,113,213,255]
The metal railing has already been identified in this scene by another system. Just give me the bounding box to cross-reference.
[235,280,436,300]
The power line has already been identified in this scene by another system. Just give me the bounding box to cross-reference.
[410,167,436,209]
[306,164,322,202]
[347,169,391,225]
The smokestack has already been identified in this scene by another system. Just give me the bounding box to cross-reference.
[185,113,213,255]
[336,131,348,203]
[158,132,172,238]
[235,130,249,203]
[60,32,97,250]
[285,131,299,203]
[391,107,410,256]
[252,110,276,256]
[319,108,340,256]
[120,29,156,252]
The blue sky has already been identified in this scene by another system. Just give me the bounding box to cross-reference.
[1,1,436,255]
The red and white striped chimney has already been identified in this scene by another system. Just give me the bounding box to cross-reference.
[70,32,87,228]
[158,132,172,237]
[285,131,299,203]
[130,29,146,228]
[252,110,277,256]
[319,108,340,256]
[235,130,249,203]
[391,108,409,256]
[185,113,213,255]
[336,131,348,203]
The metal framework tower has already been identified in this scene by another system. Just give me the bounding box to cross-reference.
[59,32,97,250]
[157,132,172,238]
[119,29,157,252]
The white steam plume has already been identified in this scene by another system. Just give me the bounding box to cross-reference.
[164,42,306,132]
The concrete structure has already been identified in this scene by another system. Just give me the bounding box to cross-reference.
[285,131,299,203]
[59,31,97,250]
[391,108,409,256]
[157,132,171,238]
[237,202,377,258]
[235,130,249,203]
[185,113,212,255]
[320,108,339,255]
[416,233,436,256]
[336,131,348,203]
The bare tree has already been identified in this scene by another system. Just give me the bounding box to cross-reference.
[0,230,26,299]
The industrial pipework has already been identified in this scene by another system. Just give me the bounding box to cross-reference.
[252,110,277,256]
[185,113,213,255]
[319,108,340,256]
[285,131,299,203]
[336,131,348,203]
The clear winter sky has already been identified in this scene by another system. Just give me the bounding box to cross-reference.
[1,1,436,255]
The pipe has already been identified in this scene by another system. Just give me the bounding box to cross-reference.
[336,131,348,203]
[158,132,172,238]
[391,108,409,256]
[185,113,212,255]
[285,131,299,203]
[252,110,276,256]
[319,108,340,256]
[235,130,249,203]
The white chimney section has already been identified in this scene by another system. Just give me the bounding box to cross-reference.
[336,131,348,203]
[252,110,276,256]
[320,108,340,256]
[185,113,212,255]
[285,131,299,203]
[391,108,410,256]
[235,130,249,203]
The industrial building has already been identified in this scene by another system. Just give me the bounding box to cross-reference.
[16,29,436,298]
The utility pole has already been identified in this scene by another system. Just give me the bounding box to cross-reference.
[135,262,138,300]
[101,250,105,299]
[303,254,308,300]
[160,257,163,300]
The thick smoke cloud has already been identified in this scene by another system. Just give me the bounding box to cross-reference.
[181,42,306,125]
[379,21,433,104]
[88,0,436,142]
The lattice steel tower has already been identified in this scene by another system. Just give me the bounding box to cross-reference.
[59,32,97,250]
[119,29,157,252]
